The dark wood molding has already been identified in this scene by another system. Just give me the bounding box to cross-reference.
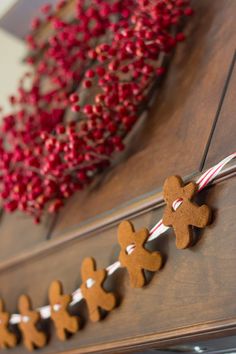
[0,161,235,274]
[0,1,235,353]
[55,317,236,353]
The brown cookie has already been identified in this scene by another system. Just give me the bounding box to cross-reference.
[118,220,162,288]
[162,175,211,249]
[49,280,79,341]
[0,298,17,349]
[81,257,116,322]
[18,294,46,351]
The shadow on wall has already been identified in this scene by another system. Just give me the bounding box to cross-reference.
[0,0,56,38]
[0,28,27,113]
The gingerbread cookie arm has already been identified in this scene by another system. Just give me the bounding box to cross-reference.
[187,203,211,227]
[61,294,71,307]
[29,311,40,323]
[162,207,174,226]
[138,251,162,272]
[135,229,162,272]
[135,228,149,246]
[96,269,106,282]
[183,181,197,199]
[96,282,116,312]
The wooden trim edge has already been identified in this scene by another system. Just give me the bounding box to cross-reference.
[0,161,235,273]
[53,316,236,353]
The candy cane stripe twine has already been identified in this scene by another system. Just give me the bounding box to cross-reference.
[9,152,236,324]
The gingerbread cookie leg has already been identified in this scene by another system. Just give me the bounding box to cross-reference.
[129,267,145,288]
[34,331,46,349]
[172,222,191,249]
[57,326,66,341]
[65,316,78,335]
[25,337,33,351]
[88,303,100,323]
[7,333,17,349]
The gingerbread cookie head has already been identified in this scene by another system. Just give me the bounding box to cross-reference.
[18,295,31,313]
[118,220,162,288]
[0,298,17,349]
[18,294,46,351]
[81,257,116,322]
[49,280,79,341]
[162,175,211,249]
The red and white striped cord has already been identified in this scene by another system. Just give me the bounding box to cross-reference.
[9,152,236,324]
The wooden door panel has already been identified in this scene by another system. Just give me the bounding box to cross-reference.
[0,212,54,262]
[0,1,235,353]
[0,173,236,353]
[50,0,236,239]
[203,53,236,169]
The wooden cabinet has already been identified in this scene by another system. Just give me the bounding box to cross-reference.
[0,1,235,353]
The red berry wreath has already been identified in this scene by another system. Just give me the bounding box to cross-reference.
[0,0,193,223]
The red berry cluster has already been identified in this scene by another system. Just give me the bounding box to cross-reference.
[0,0,193,223]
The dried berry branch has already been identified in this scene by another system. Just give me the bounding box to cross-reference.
[0,0,193,223]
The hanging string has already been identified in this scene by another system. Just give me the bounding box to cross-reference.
[9,152,236,324]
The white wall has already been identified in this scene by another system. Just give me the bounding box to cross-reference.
[0,27,27,113]
[0,0,18,17]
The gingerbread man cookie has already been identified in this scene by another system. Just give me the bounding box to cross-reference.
[18,294,46,351]
[49,280,79,341]
[162,175,211,249]
[80,257,116,322]
[118,220,162,288]
[0,298,17,349]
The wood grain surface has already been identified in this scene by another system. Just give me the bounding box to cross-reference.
[0,212,54,262]
[0,175,235,353]
[50,0,236,238]
[0,0,235,353]
[203,53,236,169]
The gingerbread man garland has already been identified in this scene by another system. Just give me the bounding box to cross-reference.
[81,257,116,322]
[18,295,46,351]
[49,280,79,341]
[0,177,212,349]
[118,221,162,288]
[162,175,211,249]
[0,298,17,349]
